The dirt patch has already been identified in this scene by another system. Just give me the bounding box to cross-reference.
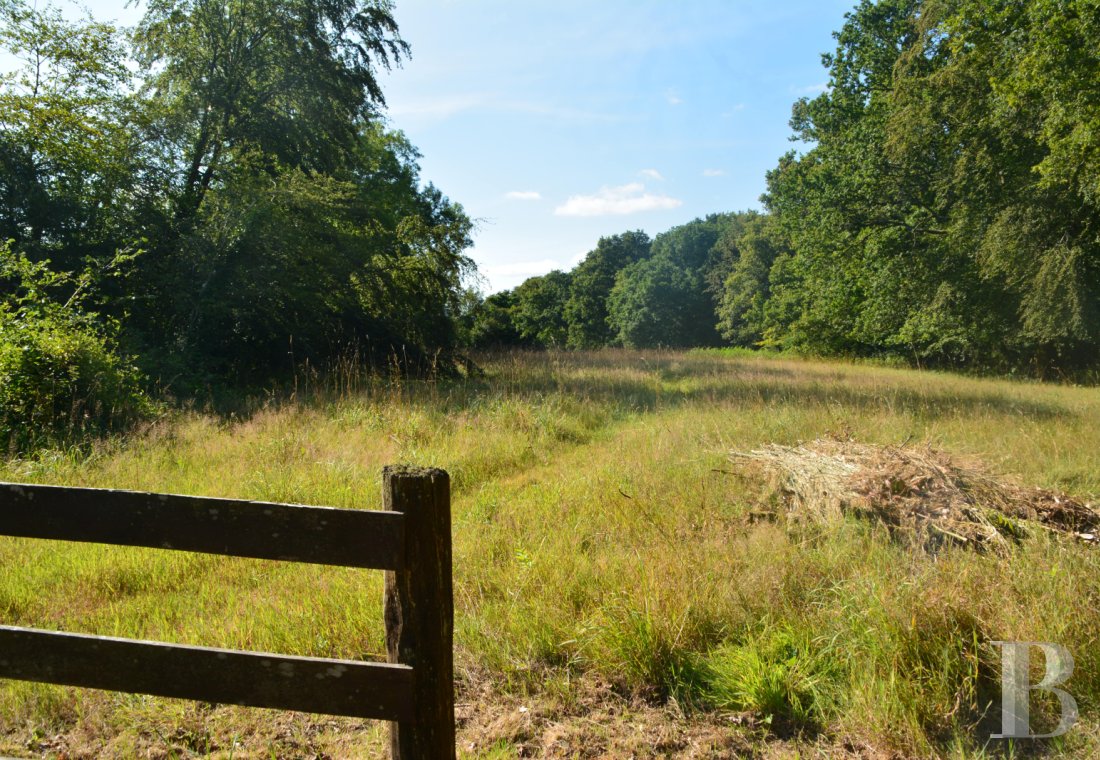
[458,678,745,758]
[455,673,906,759]
[3,681,907,759]
[732,438,1100,553]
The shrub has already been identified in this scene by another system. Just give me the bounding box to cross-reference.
[0,245,148,454]
[0,308,147,454]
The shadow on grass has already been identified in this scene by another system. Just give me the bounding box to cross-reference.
[198,350,1069,428]
[434,351,1069,423]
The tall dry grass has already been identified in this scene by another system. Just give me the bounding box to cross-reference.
[1,349,1099,757]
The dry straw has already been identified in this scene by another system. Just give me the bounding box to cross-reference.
[732,438,1100,553]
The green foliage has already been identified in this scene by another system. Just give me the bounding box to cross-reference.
[0,0,474,399]
[133,0,408,217]
[607,257,716,348]
[0,0,146,272]
[137,135,473,383]
[503,213,765,354]
[564,231,651,348]
[0,244,147,453]
[649,213,731,273]
[700,626,837,729]
[703,211,763,295]
[460,271,573,351]
[757,0,1100,373]
[125,2,470,383]
[512,270,571,347]
[461,290,525,349]
[715,214,787,346]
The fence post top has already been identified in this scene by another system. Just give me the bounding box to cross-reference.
[383,465,449,482]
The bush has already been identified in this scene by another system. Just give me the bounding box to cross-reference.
[0,244,148,454]
[0,308,148,454]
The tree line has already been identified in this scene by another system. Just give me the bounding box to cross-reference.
[468,0,1100,377]
[1,0,472,449]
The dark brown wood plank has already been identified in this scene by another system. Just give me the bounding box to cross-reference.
[0,626,414,721]
[0,482,404,569]
[384,466,456,759]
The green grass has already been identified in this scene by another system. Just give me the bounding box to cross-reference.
[2,349,1100,757]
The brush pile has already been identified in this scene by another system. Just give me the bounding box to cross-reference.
[732,438,1100,553]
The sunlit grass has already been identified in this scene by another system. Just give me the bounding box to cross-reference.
[2,349,1099,757]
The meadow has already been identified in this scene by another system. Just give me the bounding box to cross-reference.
[1,349,1099,758]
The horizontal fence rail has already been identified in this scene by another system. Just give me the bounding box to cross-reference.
[0,467,456,760]
[0,626,415,721]
[0,482,405,569]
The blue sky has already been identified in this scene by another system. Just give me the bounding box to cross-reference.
[19,0,855,291]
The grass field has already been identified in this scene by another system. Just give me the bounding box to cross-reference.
[2,349,1099,758]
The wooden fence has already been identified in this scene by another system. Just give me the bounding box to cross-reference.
[0,465,455,759]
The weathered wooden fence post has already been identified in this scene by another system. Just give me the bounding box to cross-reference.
[383,466,455,759]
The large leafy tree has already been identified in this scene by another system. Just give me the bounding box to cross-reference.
[134,0,408,221]
[761,0,1100,371]
[649,214,730,274]
[1,0,475,391]
[764,0,934,356]
[122,0,473,382]
[602,216,732,348]
[564,231,651,348]
[135,124,472,382]
[936,0,1100,367]
[0,0,146,273]
[715,214,788,347]
[760,0,1016,366]
[703,211,762,297]
[608,257,717,348]
[462,290,525,349]
[513,270,572,347]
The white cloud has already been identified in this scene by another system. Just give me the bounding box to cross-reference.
[505,191,542,201]
[554,183,683,217]
[702,169,726,177]
[638,169,664,181]
[665,89,683,106]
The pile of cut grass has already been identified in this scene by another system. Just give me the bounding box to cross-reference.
[734,438,1100,553]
